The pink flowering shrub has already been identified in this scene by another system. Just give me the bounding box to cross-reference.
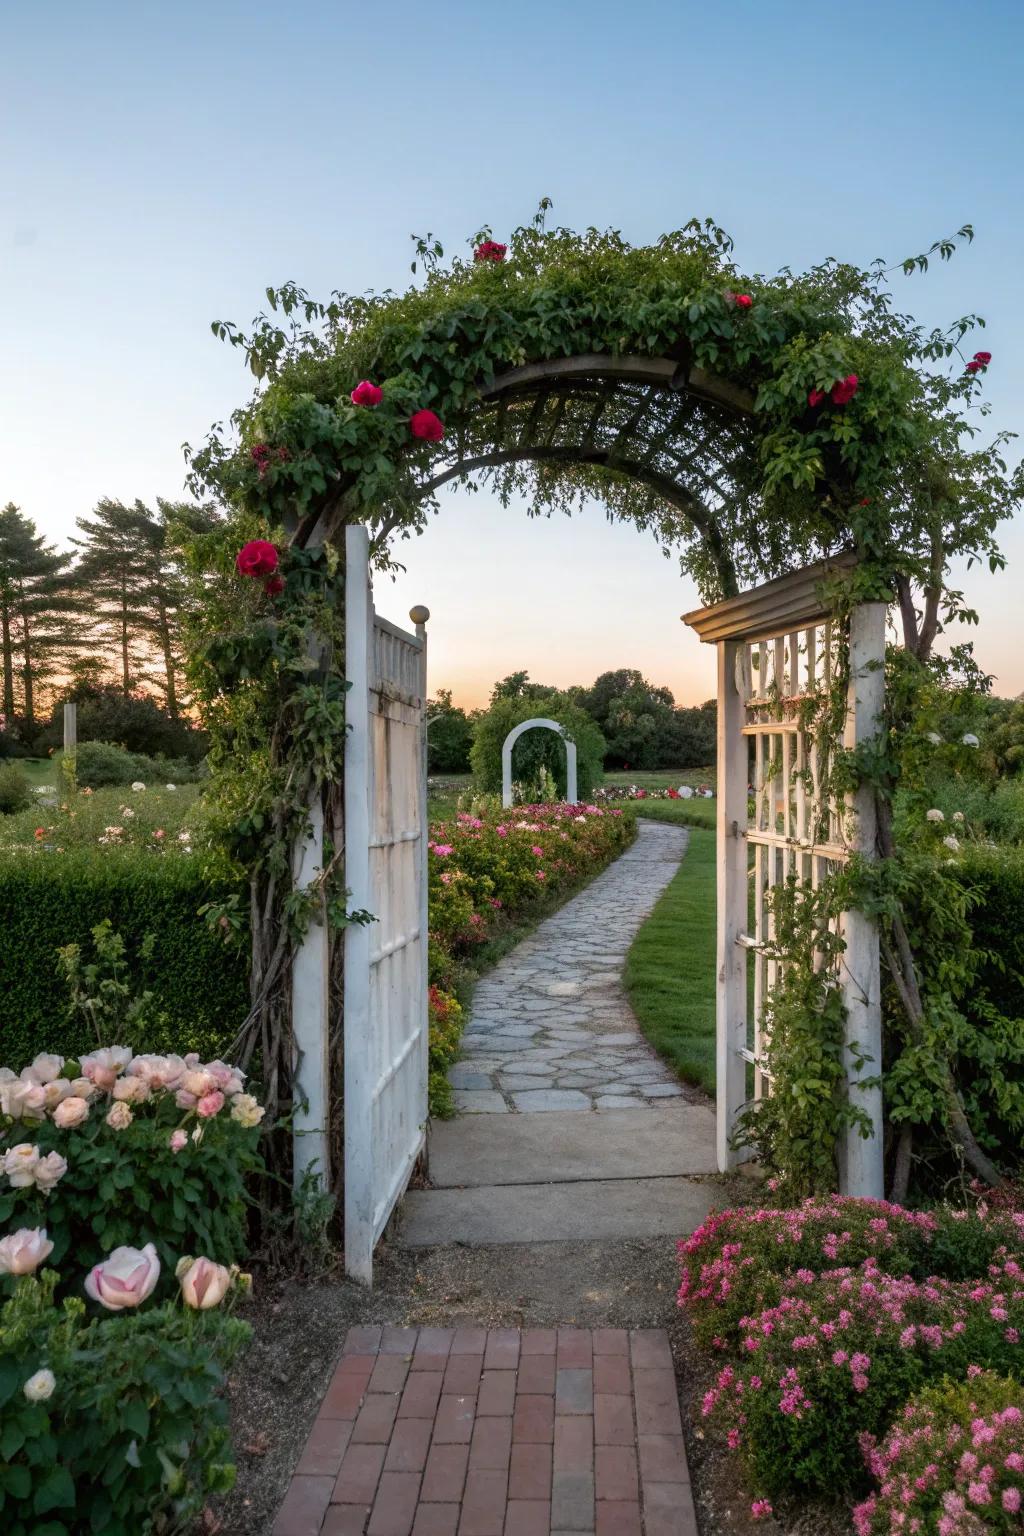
[0,1048,266,1293]
[699,1257,1024,1497]
[679,1198,1024,1349]
[854,1371,1024,1534]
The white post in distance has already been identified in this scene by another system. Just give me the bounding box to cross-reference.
[716,639,749,1173]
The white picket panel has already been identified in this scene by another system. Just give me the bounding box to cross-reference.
[344,524,429,1285]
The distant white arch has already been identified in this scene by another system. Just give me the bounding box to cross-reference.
[501,718,578,808]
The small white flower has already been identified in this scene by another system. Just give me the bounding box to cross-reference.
[926,809,945,824]
[120,807,135,820]
[952,812,965,824]
[962,733,979,747]
[131,781,146,792]
[165,783,177,791]
[926,732,943,746]
[943,834,961,852]
[23,1368,56,1402]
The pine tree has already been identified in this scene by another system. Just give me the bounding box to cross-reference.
[0,503,77,734]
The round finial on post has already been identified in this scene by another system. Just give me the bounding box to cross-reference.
[409,605,430,626]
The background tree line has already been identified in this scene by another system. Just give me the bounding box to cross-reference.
[428,667,718,776]
[0,498,217,759]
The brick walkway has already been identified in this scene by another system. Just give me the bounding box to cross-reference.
[273,1326,698,1536]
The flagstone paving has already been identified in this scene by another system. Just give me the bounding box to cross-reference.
[273,1325,699,1536]
[451,821,701,1114]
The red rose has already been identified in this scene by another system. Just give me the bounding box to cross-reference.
[474,241,507,263]
[735,294,753,309]
[808,388,826,408]
[409,409,444,442]
[350,379,383,407]
[235,540,279,578]
[250,443,270,462]
[831,374,859,406]
[965,359,983,374]
[973,351,992,365]
[264,574,285,597]
[859,497,872,506]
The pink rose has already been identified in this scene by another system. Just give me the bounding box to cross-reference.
[973,350,992,365]
[33,1151,68,1191]
[734,294,753,309]
[24,1053,64,1084]
[175,1089,198,1110]
[350,379,383,406]
[178,1255,232,1310]
[182,1069,216,1099]
[170,1129,188,1153]
[197,1090,225,1118]
[0,1227,53,1276]
[106,1101,133,1131]
[409,409,444,442]
[85,1243,160,1310]
[474,240,507,263]
[80,1046,132,1091]
[830,373,859,405]
[235,540,279,578]
[53,1096,90,1129]
[113,1076,149,1104]
[808,388,826,408]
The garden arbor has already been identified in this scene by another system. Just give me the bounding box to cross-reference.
[501,718,578,808]
[194,217,1014,1277]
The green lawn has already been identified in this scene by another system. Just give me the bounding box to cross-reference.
[623,822,716,1094]
[16,758,56,788]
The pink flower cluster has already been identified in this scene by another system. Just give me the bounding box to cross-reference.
[853,1372,1024,1535]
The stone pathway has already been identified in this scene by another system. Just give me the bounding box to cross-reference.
[273,1325,699,1536]
[451,822,700,1114]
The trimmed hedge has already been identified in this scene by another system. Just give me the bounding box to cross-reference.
[0,852,247,1066]
[962,842,1024,1019]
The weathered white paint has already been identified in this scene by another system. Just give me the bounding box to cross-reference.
[290,791,331,1195]
[839,602,885,1199]
[501,718,578,808]
[63,701,77,757]
[685,567,886,1198]
[344,524,430,1286]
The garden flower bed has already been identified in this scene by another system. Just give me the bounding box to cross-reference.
[678,1195,1024,1526]
[0,1046,264,1531]
[425,801,634,1110]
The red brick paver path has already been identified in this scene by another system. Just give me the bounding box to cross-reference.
[273,1327,698,1536]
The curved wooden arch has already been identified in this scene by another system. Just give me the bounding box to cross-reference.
[501,717,578,808]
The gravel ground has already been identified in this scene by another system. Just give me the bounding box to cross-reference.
[212,1195,851,1536]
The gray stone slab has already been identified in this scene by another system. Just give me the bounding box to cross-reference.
[400,1175,716,1245]
[427,1105,715,1187]
[511,1089,592,1113]
[595,1095,639,1109]
[453,1090,508,1114]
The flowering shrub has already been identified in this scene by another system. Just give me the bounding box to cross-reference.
[698,1257,1024,1497]
[428,985,464,1117]
[678,1197,1024,1348]
[854,1371,1024,1534]
[0,1048,265,1292]
[0,1267,249,1535]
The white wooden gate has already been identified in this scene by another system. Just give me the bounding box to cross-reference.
[343,523,430,1284]
[684,556,885,1198]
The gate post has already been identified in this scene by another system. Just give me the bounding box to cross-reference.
[839,601,886,1199]
[716,639,749,1172]
[343,524,375,1284]
[410,605,431,1175]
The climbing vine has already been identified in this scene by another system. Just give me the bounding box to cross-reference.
[182,205,1022,1197]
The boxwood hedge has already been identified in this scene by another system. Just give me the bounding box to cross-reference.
[0,851,247,1067]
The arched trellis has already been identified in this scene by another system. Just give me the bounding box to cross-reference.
[500,717,579,808]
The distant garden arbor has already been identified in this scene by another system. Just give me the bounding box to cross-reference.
[501,718,578,808]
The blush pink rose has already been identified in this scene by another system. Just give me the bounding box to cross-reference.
[0,1227,53,1276]
[53,1096,90,1129]
[169,1129,188,1153]
[197,1090,225,1118]
[85,1243,160,1310]
[178,1255,232,1309]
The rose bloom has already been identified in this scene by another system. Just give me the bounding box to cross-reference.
[68,1076,96,1100]
[41,1079,72,1110]
[4,1079,47,1121]
[974,350,992,365]
[264,574,285,597]
[129,1053,187,1090]
[831,373,859,405]
[235,539,279,578]
[23,1368,56,1403]
[182,1069,216,1099]
[34,1151,68,1191]
[85,1243,160,1311]
[409,409,444,442]
[230,1093,266,1129]
[175,1088,198,1110]
[106,1101,134,1131]
[350,379,383,406]
[113,1075,150,1104]
[178,1255,233,1310]
[206,1060,245,1097]
[808,388,826,408]
[197,1090,225,1118]
[80,1046,132,1091]
[734,293,753,308]
[3,1143,41,1187]
[474,240,507,263]
[53,1095,90,1129]
[24,1053,64,1085]
[169,1129,188,1153]
[0,1227,53,1276]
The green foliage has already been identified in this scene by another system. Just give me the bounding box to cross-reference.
[0,763,31,815]
[58,739,204,789]
[427,985,463,1118]
[427,689,475,774]
[0,853,247,1068]
[56,920,161,1047]
[470,689,606,801]
[574,669,716,770]
[0,782,198,855]
[38,685,209,762]
[0,1272,248,1536]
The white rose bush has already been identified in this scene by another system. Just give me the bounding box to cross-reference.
[0,1045,260,1533]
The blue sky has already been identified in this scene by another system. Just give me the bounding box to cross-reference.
[3,0,1022,706]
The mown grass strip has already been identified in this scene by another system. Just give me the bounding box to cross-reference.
[623,823,717,1094]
